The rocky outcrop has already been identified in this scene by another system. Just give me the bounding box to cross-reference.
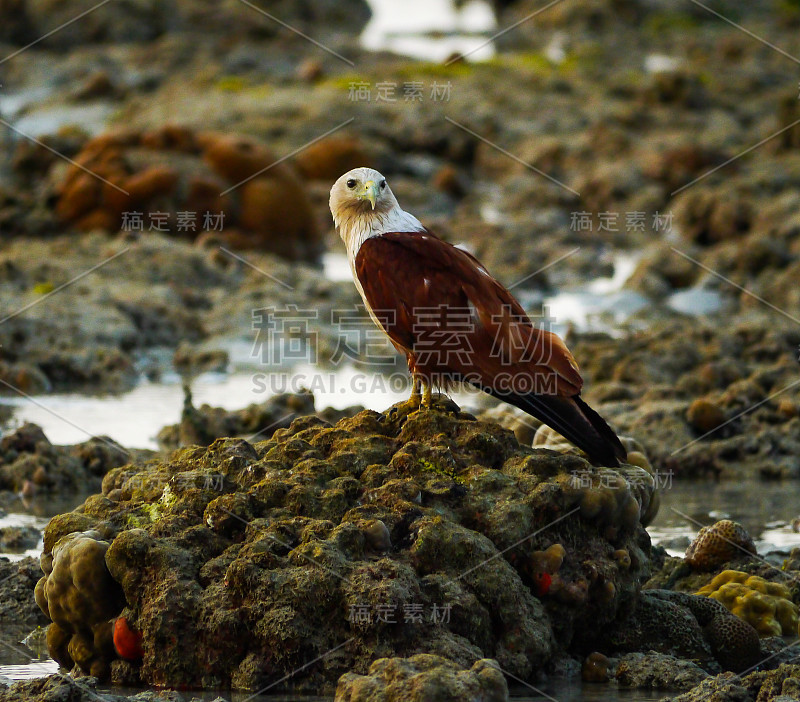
[335,655,508,702]
[0,423,133,493]
[36,404,656,692]
[663,664,800,702]
[18,0,371,48]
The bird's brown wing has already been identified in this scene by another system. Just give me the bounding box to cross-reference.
[354,230,582,396]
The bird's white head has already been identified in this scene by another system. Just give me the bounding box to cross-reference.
[330,167,422,259]
[330,167,396,221]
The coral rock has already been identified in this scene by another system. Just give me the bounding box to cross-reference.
[334,655,508,702]
[615,651,709,691]
[582,651,610,682]
[37,406,657,690]
[646,590,762,673]
[35,530,125,678]
[684,520,757,572]
[696,570,799,636]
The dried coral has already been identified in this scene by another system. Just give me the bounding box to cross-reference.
[684,520,757,572]
[608,589,762,673]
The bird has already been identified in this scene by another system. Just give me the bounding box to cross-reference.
[329,167,627,467]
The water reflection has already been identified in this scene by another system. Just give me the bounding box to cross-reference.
[361,0,497,62]
[649,478,800,556]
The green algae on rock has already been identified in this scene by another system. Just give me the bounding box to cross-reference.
[0,423,134,493]
[0,673,226,701]
[663,663,800,702]
[335,654,508,702]
[616,651,709,691]
[37,404,657,693]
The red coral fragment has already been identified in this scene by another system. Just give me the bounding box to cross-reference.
[113,617,144,661]
[532,571,551,597]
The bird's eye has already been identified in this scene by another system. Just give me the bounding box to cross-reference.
[346,179,356,189]
[380,180,386,189]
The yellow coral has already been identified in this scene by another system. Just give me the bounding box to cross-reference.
[696,570,798,636]
[531,543,565,575]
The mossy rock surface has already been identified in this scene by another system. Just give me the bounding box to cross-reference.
[40,405,656,692]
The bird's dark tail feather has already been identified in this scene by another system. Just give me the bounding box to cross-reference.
[487,391,627,467]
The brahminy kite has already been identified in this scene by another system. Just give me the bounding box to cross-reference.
[329,167,626,467]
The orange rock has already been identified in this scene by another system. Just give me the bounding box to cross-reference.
[294,136,368,181]
[57,172,100,221]
[141,125,198,153]
[101,178,135,215]
[77,131,139,160]
[123,165,179,204]
[92,147,128,173]
[582,652,610,682]
[237,175,318,257]
[186,176,230,220]
[76,208,119,232]
[686,398,726,434]
[53,127,321,260]
[60,145,128,208]
[201,133,278,183]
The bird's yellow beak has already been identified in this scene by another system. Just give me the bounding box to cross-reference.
[361,180,380,209]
